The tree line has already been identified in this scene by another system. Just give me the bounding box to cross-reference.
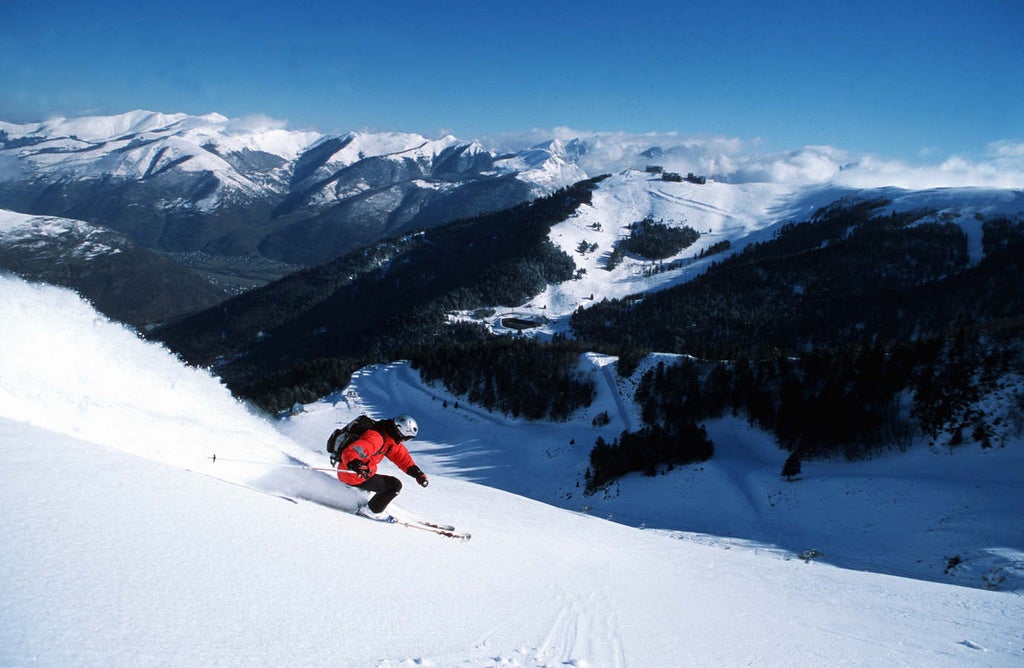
[571,202,989,359]
[153,177,608,413]
[606,218,700,270]
[580,204,1024,489]
[408,326,595,421]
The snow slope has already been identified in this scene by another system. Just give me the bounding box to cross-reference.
[0,209,123,260]
[282,357,1024,593]
[452,170,1024,339]
[3,274,1024,666]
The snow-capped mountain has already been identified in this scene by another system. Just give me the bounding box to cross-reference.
[2,273,1022,666]
[1,110,320,194]
[0,110,585,265]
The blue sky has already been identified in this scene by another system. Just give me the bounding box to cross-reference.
[2,0,1022,163]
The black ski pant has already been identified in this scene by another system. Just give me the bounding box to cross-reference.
[357,474,402,513]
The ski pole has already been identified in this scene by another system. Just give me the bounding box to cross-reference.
[208,453,338,473]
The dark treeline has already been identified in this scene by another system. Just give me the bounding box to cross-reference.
[586,327,1023,491]
[606,218,700,270]
[580,202,1024,489]
[570,199,1016,358]
[408,324,595,421]
[154,177,608,413]
[587,422,714,491]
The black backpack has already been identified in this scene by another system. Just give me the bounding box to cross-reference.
[326,414,378,466]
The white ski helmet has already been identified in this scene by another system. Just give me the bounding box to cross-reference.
[393,414,419,440]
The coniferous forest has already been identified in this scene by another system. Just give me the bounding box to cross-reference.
[577,201,1024,489]
[408,326,595,421]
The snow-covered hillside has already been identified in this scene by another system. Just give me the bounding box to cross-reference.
[0,209,123,260]
[3,275,1023,666]
[0,207,230,326]
[454,169,1024,338]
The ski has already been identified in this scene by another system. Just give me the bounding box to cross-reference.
[357,510,470,541]
[392,509,468,539]
[415,519,457,532]
[389,507,456,532]
[394,518,471,541]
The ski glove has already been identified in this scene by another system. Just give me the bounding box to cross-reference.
[348,460,372,480]
[407,465,429,488]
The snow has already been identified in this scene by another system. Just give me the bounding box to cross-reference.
[282,359,1024,592]
[5,110,1022,228]
[0,111,322,201]
[448,173,1024,341]
[0,209,51,235]
[0,209,122,259]
[448,170,801,336]
[0,111,588,212]
[319,131,464,169]
[2,272,1023,666]
[37,110,192,141]
[492,141,589,194]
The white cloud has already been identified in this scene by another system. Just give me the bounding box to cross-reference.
[480,129,1024,190]
[833,149,1024,190]
[225,114,290,134]
[725,146,848,186]
[988,140,1024,159]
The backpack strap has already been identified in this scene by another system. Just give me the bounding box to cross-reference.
[326,415,379,466]
[327,428,346,465]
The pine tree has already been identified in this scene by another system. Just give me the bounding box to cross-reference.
[782,451,802,481]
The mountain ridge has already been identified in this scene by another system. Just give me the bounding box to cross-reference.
[0,110,583,266]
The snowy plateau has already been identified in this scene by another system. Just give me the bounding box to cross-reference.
[2,274,1023,667]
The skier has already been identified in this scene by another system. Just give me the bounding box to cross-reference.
[336,414,429,520]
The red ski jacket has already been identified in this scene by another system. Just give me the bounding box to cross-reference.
[336,428,418,485]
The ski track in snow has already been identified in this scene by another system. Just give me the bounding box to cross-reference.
[598,359,636,433]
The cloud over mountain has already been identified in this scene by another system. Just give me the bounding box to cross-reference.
[481,127,1024,189]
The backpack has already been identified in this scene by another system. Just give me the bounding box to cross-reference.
[326,414,378,466]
